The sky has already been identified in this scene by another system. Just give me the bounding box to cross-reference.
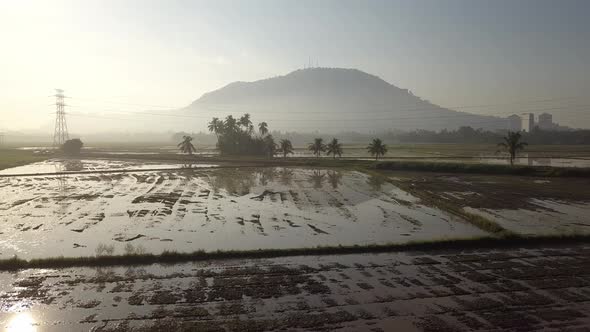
[1,0,589,132]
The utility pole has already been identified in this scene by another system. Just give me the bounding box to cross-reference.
[0,132,4,146]
[52,89,69,148]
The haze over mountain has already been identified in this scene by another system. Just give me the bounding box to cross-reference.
[185,67,506,133]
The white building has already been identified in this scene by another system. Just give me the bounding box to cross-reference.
[507,114,522,132]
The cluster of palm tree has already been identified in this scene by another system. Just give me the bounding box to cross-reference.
[307,138,343,158]
[207,114,280,157]
[307,137,387,160]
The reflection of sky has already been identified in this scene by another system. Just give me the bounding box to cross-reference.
[7,312,37,332]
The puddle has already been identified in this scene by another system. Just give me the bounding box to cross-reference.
[0,167,484,259]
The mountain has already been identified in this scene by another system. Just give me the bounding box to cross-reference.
[184,67,506,133]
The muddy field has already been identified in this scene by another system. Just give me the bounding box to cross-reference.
[1,244,589,331]
[390,173,590,236]
[0,165,485,259]
[0,159,216,176]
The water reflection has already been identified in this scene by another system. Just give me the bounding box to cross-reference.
[256,168,277,186]
[7,312,37,332]
[278,168,294,186]
[367,174,386,192]
[308,169,325,189]
[327,170,343,189]
[210,169,257,195]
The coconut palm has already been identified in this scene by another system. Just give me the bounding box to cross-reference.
[367,138,387,160]
[326,138,343,159]
[263,135,278,158]
[207,117,222,137]
[224,115,239,134]
[239,113,253,134]
[308,138,326,158]
[258,122,268,136]
[498,131,528,166]
[178,135,196,155]
[279,139,294,159]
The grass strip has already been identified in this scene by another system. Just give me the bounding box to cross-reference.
[1,234,589,271]
[375,160,590,178]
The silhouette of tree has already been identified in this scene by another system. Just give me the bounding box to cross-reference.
[326,138,343,159]
[258,122,268,136]
[308,138,326,158]
[279,139,294,159]
[62,139,84,156]
[263,135,278,158]
[498,131,528,166]
[207,117,222,137]
[239,113,253,134]
[178,135,196,155]
[367,138,387,160]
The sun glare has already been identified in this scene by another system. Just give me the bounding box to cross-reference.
[6,313,37,332]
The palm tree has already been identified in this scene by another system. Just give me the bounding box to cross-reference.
[208,117,222,137]
[178,135,197,155]
[279,139,294,159]
[326,138,343,159]
[263,135,278,158]
[224,115,239,134]
[258,122,268,136]
[308,138,326,158]
[367,138,387,160]
[239,113,253,134]
[498,131,528,166]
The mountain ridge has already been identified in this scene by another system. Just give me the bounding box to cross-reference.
[185,67,505,132]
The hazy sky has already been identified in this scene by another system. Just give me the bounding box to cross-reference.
[1,0,589,131]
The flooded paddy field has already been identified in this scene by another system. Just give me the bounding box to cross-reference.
[0,159,216,176]
[1,244,589,331]
[391,172,590,236]
[0,167,486,259]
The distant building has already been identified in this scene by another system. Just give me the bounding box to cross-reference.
[522,113,535,132]
[538,113,553,130]
[507,114,522,132]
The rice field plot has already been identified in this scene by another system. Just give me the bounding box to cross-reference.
[391,173,590,236]
[1,244,589,331]
[0,166,485,259]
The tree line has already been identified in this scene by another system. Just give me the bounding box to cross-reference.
[177,114,389,160]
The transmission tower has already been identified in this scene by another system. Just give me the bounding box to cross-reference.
[52,89,69,147]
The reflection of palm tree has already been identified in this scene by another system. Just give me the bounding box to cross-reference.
[308,169,325,189]
[257,168,277,186]
[211,169,257,195]
[327,170,343,189]
[278,168,294,186]
[367,174,386,192]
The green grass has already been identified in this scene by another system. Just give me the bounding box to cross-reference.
[375,160,590,177]
[1,234,589,271]
[0,149,49,171]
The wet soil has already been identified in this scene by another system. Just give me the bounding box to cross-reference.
[1,244,589,331]
[0,167,484,259]
[390,172,590,236]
